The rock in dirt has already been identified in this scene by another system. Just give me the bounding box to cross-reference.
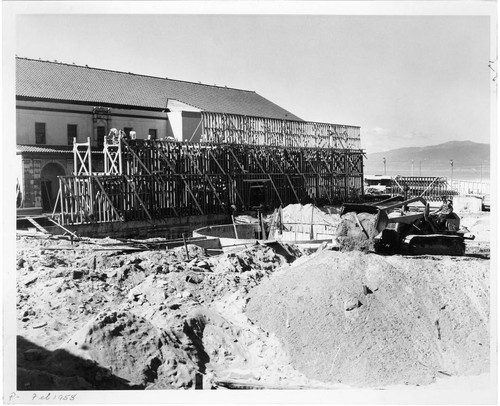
[72,270,84,280]
[185,273,204,284]
[22,275,38,287]
[17,258,26,269]
[127,275,168,306]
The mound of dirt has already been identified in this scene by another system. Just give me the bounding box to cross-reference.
[16,236,306,390]
[280,204,340,227]
[61,311,198,388]
[460,212,490,242]
[17,334,139,390]
[183,296,335,389]
[245,250,489,387]
[335,212,378,252]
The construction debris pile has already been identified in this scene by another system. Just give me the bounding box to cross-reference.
[15,209,491,390]
[16,237,319,390]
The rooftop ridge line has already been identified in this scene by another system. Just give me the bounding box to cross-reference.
[16,56,257,94]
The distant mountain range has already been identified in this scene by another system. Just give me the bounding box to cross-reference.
[364,141,491,181]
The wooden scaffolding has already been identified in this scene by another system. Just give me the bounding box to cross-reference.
[390,176,456,200]
[55,136,364,226]
[200,112,361,149]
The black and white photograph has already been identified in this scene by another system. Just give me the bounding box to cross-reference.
[2,1,497,404]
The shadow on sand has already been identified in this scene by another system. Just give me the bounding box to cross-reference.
[17,335,143,390]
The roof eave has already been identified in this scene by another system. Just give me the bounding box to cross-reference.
[16,96,169,113]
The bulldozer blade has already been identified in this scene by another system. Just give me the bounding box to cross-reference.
[375,210,389,233]
[402,234,465,256]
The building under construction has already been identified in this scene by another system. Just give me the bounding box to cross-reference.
[56,112,363,230]
[16,58,364,236]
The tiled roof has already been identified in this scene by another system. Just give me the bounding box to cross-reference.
[16,145,102,154]
[16,58,302,121]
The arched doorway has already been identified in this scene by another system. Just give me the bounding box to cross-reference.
[40,162,66,212]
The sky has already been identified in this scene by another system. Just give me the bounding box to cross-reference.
[13,6,495,154]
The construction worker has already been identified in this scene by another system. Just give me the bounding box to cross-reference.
[120,129,130,140]
[107,128,119,144]
[432,196,453,227]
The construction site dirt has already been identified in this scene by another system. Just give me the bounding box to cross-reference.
[15,207,491,391]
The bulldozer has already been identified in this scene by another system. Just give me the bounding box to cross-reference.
[340,195,474,256]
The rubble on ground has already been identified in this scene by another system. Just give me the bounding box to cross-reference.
[15,211,491,390]
[16,238,314,389]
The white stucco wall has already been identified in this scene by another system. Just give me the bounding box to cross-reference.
[17,104,93,145]
[17,100,170,146]
[167,112,183,141]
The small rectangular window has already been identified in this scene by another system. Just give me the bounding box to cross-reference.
[35,122,46,144]
[67,124,77,145]
[97,126,106,148]
[149,129,157,140]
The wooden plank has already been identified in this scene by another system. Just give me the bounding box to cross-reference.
[46,217,78,238]
[26,217,49,234]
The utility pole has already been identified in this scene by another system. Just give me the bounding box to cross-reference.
[383,157,386,175]
[450,159,454,190]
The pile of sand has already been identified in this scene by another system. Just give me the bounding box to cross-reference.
[245,250,489,387]
[460,212,490,242]
[280,204,340,228]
